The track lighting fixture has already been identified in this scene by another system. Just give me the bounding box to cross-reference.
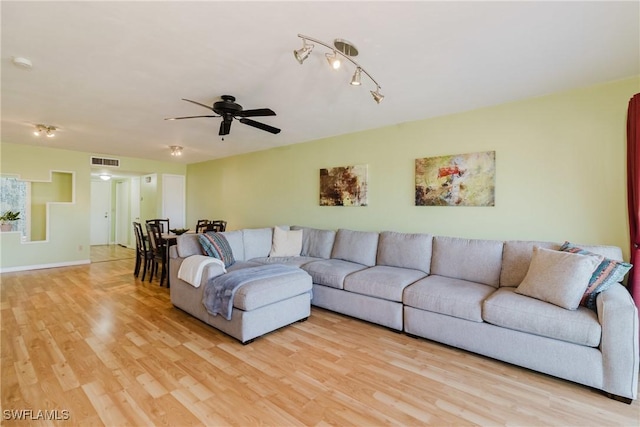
[294,34,383,103]
[33,124,56,137]
[170,145,183,157]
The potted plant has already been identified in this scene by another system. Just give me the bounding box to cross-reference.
[0,210,20,232]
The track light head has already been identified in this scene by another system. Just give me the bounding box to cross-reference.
[293,41,313,64]
[326,51,341,70]
[350,68,362,86]
[370,88,384,104]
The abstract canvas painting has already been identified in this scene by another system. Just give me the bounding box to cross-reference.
[319,164,368,206]
[415,151,495,206]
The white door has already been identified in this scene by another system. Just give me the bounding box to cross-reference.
[162,174,185,229]
[115,180,130,247]
[131,177,141,225]
[90,180,111,245]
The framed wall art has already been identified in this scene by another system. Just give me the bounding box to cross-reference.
[319,164,368,206]
[415,151,495,206]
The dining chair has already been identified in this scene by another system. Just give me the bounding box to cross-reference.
[146,222,167,287]
[146,218,170,234]
[133,222,153,281]
[203,220,227,233]
[209,220,227,232]
[196,219,210,234]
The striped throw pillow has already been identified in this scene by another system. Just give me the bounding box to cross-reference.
[198,232,236,268]
[560,241,632,309]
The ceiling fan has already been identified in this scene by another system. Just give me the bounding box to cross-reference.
[165,95,281,137]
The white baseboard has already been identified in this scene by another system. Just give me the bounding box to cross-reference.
[0,259,91,274]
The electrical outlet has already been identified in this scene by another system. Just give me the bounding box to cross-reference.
[78,245,83,251]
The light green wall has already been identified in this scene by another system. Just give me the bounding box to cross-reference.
[0,143,186,270]
[187,76,639,260]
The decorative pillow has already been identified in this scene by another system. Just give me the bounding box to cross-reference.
[269,226,303,257]
[198,232,235,268]
[560,241,633,309]
[515,246,602,310]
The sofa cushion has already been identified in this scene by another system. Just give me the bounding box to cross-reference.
[302,259,369,289]
[377,231,432,274]
[232,269,312,311]
[220,230,245,261]
[242,228,273,260]
[403,275,496,322]
[559,241,632,309]
[251,256,323,268]
[500,240,560,287]
[483,287,601,347]
[431,236,504,287]
[343,266,427,302]
[291,226,336,259]
[176,233,204,258]
[331,229,379,266]
[269,226,303,257]
[515,246,602,310]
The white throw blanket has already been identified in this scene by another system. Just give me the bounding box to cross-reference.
[177,255,226,288]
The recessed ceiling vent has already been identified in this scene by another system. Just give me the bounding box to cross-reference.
[90,156,120,168]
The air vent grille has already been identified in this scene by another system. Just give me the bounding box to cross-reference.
[90,156,120,167]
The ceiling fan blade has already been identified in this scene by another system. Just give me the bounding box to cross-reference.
[219,119,231,136]
[182,98,214,111]
[239,118,281,134]
[164,115,219,120]
[236,108,276,118]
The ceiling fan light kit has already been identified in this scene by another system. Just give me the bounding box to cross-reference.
[33,124,56,137]
[170,145,183,156]
[294,34,383,104]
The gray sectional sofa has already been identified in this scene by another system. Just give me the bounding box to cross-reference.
[169,226,639,403]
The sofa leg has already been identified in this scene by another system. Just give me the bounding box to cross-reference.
[604,392,633,404]
[297,317,309,323]
[404,332,421,340]
[604,392,633,405]
[242,338,255,345]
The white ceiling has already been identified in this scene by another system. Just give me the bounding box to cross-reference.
[2,1,638,165]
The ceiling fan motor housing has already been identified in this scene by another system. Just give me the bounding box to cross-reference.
[213,95,243,115]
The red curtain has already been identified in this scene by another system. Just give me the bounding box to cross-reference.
[627,93,640,309]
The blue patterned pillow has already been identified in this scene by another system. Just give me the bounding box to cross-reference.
[560,242,632,309]
[198,232,235,268]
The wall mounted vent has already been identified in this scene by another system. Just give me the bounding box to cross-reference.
[90,156,120,167]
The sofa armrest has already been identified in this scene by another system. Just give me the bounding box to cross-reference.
[597,283,639,400]
[169,255,226,288]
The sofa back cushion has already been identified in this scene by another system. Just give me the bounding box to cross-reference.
[571,243,623,262]
[242,228,273,260]
[176,234,204,258]
[291,226,336,259]
[377,231,433,274]
[220,230,245,261]
[331,229,379,266]
[431,236,504,287]
[500,240,560,287]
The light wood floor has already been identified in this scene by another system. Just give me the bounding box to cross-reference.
[90,245,136,263]
[1,258,638,426]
